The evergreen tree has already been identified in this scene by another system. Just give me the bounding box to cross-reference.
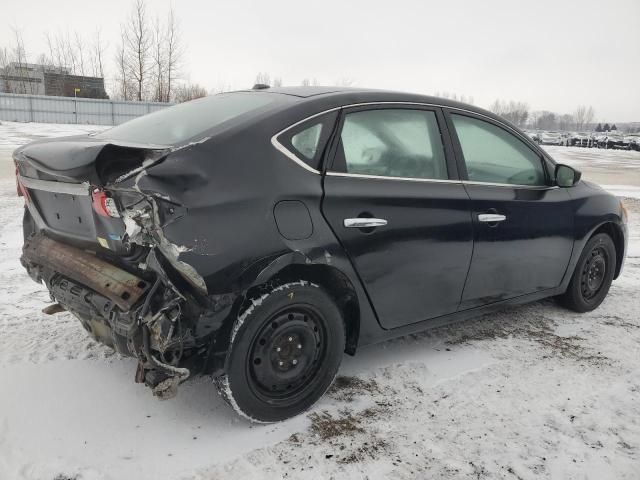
[595,123,602,132]
[603,123,611,132]
[611,124,617,131]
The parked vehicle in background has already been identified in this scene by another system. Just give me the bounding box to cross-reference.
[594,133,608,148]
[573,132,595,148]
[559,132,573,146]
[597,133,630,149]
[539,131,564,145]
[623,134,640,151]
[14,87,629,422]
[524,130,540,143]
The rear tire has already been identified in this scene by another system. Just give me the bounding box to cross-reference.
[215,281,345,422]
[558,233,616,312]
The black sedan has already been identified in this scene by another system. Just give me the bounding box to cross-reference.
[14,87,628,422]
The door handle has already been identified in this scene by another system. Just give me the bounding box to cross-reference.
[344,218,388,228]
[478,213,507,223]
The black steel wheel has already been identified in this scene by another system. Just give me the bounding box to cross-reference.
[215,281,345,422]
[580,246,608,301]
[558,233,616,312]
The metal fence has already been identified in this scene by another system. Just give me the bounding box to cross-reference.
[0,92,172,126]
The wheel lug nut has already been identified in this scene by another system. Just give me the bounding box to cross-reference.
[276,347,281,352]
[297,344,302,349]
[279,361,284,366]
[292,359,298,365]
[288,336,293,342]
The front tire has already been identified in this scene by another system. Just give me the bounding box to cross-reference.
[215,281,345,422]
[558,233,616,312]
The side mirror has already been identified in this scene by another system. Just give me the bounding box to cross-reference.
[555,164,581,187]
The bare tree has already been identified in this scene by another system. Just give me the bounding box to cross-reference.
[164,6,181,102]
[301,77,318,86]
[146,6,183,102]
[44,31,68,74]
[122,0,152,101]
[210,80,234,94]
[74,33,86,76]
[90,29,106,78]
[10,28,34,94]
[584,107,595,130]
[174,82,207,103]
[62,31,78,75]
[573,105,595,131]
[0,47,13,93]
[1,0,190,102]
[253,73,284,88]
[334,77,355,87]
[435,91,474,104]
[490,99,530,127]
[255,72,271,86]
[115,39,132,100]
[438,91,458,101]
[534,111,557,130]
[151,16,166,102]
[558,113,574,131]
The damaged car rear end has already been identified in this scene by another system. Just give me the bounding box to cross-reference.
[16,92,301,401]
[16,138,214,399]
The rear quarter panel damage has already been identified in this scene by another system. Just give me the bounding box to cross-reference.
[110,126,379,366]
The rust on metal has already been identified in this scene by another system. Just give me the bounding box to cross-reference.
[23,235,149,311]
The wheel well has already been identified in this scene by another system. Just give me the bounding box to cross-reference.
[249,263,361,356]
[591,222,624,279]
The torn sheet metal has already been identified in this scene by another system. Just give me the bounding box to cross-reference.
[120,176,206,294]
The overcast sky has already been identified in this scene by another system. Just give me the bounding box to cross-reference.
[2,0,639,121]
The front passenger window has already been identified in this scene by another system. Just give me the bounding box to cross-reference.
[451,114,546,186]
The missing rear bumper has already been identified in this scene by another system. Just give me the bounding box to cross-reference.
[21,234,198,398]
[22,234,150,310]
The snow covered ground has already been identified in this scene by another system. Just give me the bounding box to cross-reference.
[0,122,639,480]
[543,145,640,188]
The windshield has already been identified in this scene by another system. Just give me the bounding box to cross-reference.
[96,92,276,146]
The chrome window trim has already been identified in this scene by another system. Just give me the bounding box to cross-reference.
[326,171,461,184]
[326,172,556,189]
[271,101,540,178]
[462,180,559,190]
[18,175,91,196]
[271,135,321,174]
[271,106,343,175]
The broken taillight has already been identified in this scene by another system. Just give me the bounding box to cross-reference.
[15,163,30,200]
[92,188,121,218]
[15,163,23,197]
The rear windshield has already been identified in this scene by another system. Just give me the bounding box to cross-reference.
[96,92,275,146]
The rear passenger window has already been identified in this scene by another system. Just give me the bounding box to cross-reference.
[333,109,448,180]
[291,123,323,160]
[278,111,338,171]
[451,114,546,186]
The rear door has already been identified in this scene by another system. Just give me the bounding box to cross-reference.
[321,105,474,329]
[445,110,574,309]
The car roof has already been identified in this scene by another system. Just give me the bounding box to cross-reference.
[248,86,362,98]
[236,86,499,121]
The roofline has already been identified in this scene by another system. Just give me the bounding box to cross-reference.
[230,86,496,119]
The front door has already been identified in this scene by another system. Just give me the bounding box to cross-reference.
[446,111,574,309]
[321,106,474,329]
